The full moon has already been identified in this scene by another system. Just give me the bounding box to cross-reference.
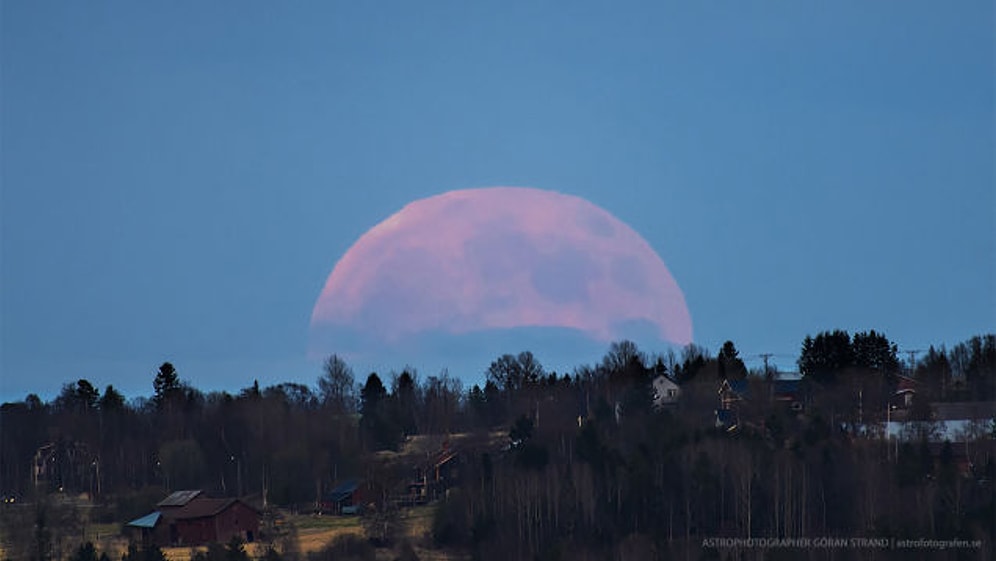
[310,187,692,355]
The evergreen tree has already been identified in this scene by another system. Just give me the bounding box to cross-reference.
[153,362,181,408]
[717,340,747,380]
[360,373,400,450]
[798,330,854,384]
[851,330,900,373]
[98,385,126,412]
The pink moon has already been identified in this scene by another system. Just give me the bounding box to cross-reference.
[310,187,692,351]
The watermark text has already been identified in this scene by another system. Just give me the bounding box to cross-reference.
[701,536,982,550]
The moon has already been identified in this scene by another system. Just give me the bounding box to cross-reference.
[310,187,692,354]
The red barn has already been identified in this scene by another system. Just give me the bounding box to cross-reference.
[166,497,259,546]
[127,490,259,547]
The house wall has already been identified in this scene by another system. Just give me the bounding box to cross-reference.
[173,502,259,545]
[214,501,259,543]
[153,524,170,547]
[175,516,217,545]
[652,376,680,407]
[125,525,168,548]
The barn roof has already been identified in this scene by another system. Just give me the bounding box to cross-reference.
[164,498,239,520]
[156,489,203,507]
[127,511,161,528]
[328,479,360,503]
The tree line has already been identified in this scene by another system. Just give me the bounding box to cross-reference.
[1,332,994,560]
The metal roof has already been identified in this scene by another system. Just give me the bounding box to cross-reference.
[126,511,161,529]
[773,380,800,395]
[328,479,359,502]
[164,498,240,520]
[156,489,203,507]
[728,380,750,396]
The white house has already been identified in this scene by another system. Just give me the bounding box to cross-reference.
[651,375,681,409]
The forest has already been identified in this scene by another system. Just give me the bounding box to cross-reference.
[1,332,994,561]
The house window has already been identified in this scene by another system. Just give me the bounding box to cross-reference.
[667,389,677,398]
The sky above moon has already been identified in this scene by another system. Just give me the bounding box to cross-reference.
[1,2,992,401]
[310,187,692,355]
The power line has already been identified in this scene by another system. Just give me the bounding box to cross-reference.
[758,353,773,373]
[745,353,797,376]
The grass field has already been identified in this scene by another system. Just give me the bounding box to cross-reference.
[285,512,364,554]
[2,504,467,561]
[399,505,436,541]
[282,506,472,561]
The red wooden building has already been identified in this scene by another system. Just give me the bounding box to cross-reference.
[127,490,259,547]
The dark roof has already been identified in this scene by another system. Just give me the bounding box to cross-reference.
[773,380,800,396]
[127,511,161,529]
[328,479,360,503]
[727,380,749,397]
[894,376,918,393]
[434,448,458,468]
[163,498,239,520]
[157,490,203,507]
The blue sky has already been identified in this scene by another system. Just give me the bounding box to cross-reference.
[2,1,993,402]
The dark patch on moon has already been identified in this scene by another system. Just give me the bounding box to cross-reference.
[355,247,450,328]
[441,197,472,217]
[531,247,598,304]
[584,212,616,238]
[611,255,649,294]
[464,228,540,281]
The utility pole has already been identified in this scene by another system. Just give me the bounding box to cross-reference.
[759,353,774,379]
[904,349,924,375]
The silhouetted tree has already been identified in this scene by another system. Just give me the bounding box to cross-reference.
[600,340,650,389]
[76,380,100,412]
[717,341,747,380]
[851,330,900,374]
[673,344,710,383]
[951,334,996,400]
[390,369,419,436]
[486,352,544,393]
[152,362,180,408]
[98,385,125,412]
[361,373,387,417]
[421,372,462,435]
[54,379,99,415]
[915,346,952,401]
[360,373,400,450]
[601,340,644,375]
[798,330,854,384]
[318,354,356,412]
